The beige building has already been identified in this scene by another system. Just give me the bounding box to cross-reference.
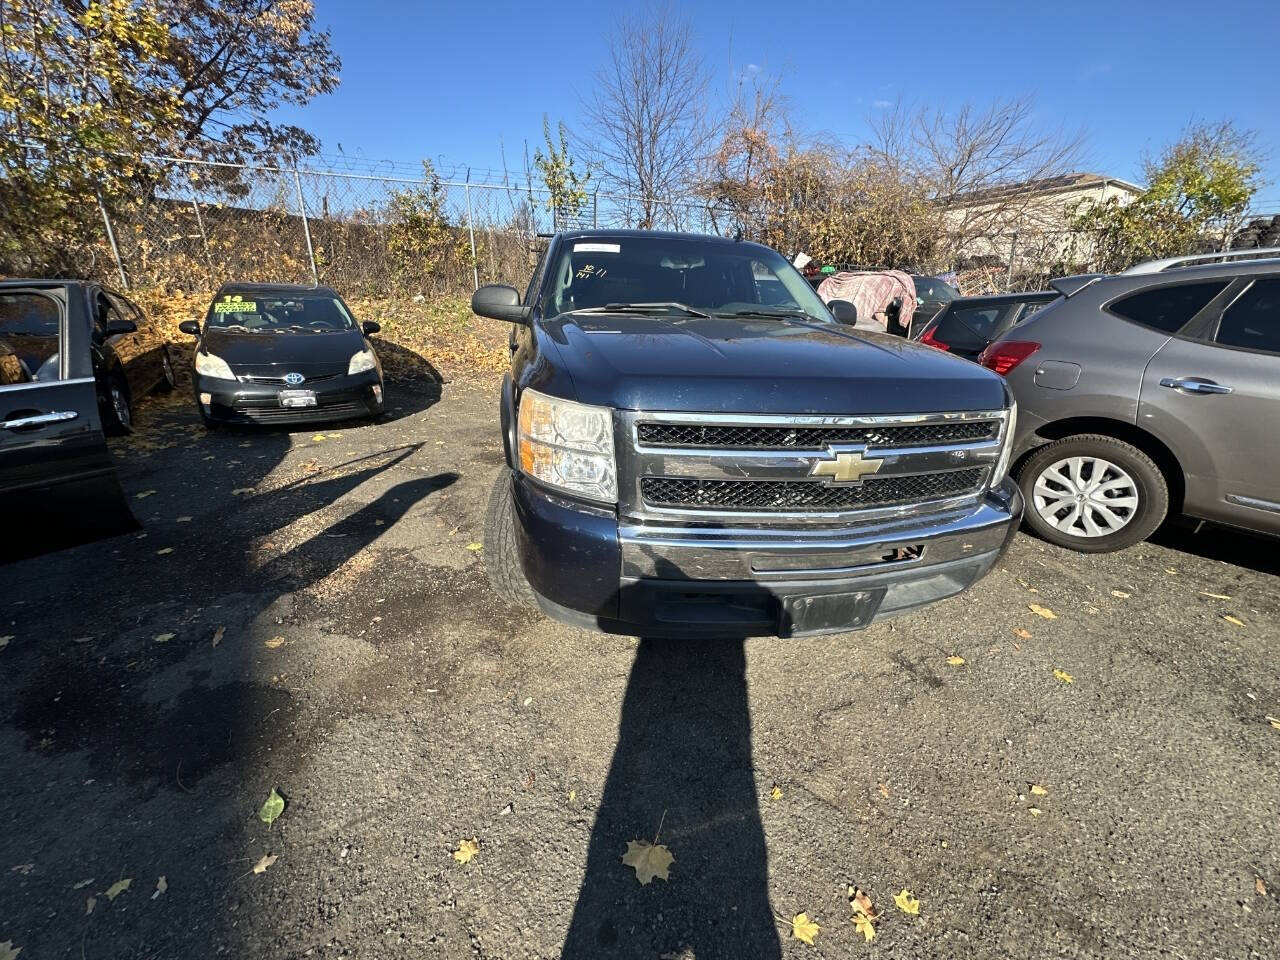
[945,172,1143,269]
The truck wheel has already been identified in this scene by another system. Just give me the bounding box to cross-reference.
[1016,434,1168,552]
[483,468,537,609]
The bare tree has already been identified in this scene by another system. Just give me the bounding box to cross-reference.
[583,9,712,228]
[872,97,1085,265]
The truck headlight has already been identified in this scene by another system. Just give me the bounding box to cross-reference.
[517,388,616,503]
[194,350,235,380]
[348,348,377,375]
[990,403,1017,487]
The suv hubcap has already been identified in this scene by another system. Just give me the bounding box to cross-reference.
[112,386,130,427]
[1032,455,1138,538]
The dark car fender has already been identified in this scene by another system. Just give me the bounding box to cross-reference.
[500,373,516,468]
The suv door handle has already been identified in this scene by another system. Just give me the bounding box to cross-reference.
[1158,377,1233,395]
[1,410,80,429]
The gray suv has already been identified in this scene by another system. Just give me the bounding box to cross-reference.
[978,249,1279,552]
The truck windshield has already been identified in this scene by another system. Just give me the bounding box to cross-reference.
[540,237,834,323]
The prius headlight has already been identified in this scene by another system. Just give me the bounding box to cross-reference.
[990,402,1018,487]
[194,350,235,380]
[348,348,377,375]
[517,389,616,503]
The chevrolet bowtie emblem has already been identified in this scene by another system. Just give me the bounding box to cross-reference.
[810,449,884,485]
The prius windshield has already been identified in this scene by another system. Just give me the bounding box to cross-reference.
[539,237,834,323]
[205,291,356,333]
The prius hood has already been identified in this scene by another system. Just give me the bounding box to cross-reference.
[201,328,365,374]
[540,313,1008,414]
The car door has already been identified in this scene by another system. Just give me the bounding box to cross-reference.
[0,286,136,562]
[1139,274,1280,534]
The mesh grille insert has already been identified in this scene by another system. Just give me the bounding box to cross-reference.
[636,421,997,449]
[641,469,985,512]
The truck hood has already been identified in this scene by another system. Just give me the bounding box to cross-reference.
[541,313,1007,414]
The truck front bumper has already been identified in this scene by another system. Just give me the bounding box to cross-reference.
[512,473,1023,638]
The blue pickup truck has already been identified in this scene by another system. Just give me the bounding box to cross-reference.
[473,230,1022,637]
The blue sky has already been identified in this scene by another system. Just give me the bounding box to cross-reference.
[276,0,1280,210]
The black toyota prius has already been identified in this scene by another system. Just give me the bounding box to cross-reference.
[180,283,385,427]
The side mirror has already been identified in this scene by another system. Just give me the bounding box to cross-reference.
[828,299,858,325]
[104,318,137,336]
[472,284,530,325]
[178,320,201,337]
[362,320,381,336]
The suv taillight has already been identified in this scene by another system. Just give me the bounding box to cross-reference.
[919,327,949,350]
[979,340,1040,376]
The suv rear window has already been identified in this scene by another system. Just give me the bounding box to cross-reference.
[1215,278,1280,355]
[934,302,1020,351]
[1109,281,1227,333]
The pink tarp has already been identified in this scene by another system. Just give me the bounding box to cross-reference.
[815,270,917,332]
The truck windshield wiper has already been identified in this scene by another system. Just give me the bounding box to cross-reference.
[722,308,820,322]
[570,302,714,319]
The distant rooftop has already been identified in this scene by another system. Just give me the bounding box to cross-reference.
[954,172,1143,206]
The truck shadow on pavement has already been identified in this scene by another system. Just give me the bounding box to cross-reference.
[561,635,782,959]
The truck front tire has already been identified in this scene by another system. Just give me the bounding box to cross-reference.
[483,468,538,609]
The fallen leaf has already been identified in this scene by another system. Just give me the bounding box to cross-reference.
[1200,592,1231,600]
[853,912,875,942]
[176,516,192,523]
[770,784,783,800]
[85,896,96,915]
[311,434,326,442]
[498,803,513,816]
[73,878,94,890]
[374,519,385,526]
[135,490,157,499]
[466,542,483,551]
[9,864,32,875]
[791,912,820,946]
[212,626,225,648]
[946,655,965,666]
[1165,567,1177,574]
[1266,716,1280,731]
[848,887,878,919]
[1029,604,1057,620]
[1013,627,1032,639]
[0,635,11,649]
[1030,784,1048,796]
[1110,590,1130,599]
[878,783,889,798]
[251,853,277,874]
[568,790,577,803]
[104,878,131,901]
[1029,807,1043,816]
[453,838,479,865]
[893,888,921,915]
[259,788,285,825]
[1053,668,1074,684]
[156,547,173,555]
[231,487,254,496]
[151,876,167,899]
[1223,615,1245,627]
[153,633,174,643]
[1257,877,1267,896]
[621,839,673,884]
[265,635,285,649]
[0,943,19,960]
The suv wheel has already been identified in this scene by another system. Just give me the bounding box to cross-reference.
[483,468,538,609]
[158,348,177,392]
[1016,434,1169,552]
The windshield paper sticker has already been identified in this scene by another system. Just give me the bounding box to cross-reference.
[573,242,620,254]
[214,295,258,314]
[575,263,608,279]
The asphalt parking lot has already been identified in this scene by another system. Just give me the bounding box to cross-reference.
[2,368,1278,960]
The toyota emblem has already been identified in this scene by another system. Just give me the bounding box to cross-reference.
[283,372,305,386]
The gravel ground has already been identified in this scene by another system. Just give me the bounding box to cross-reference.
[1,371,1278,960]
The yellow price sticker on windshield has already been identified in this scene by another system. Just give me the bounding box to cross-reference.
[214,295,257,314]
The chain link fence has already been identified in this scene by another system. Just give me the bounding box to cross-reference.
[48,151,1280,299]
[91,155,732,297]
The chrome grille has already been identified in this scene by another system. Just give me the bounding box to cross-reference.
[641,470,985,512]
[636,421,997,449]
